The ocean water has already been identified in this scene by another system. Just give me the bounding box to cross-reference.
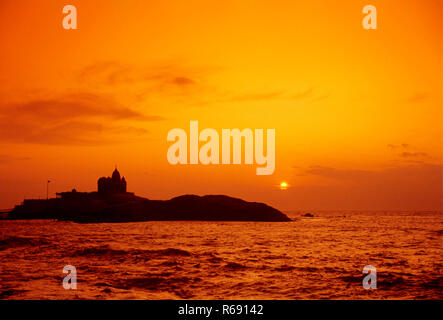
[0,211,441,300]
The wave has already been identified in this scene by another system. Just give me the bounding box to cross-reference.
[274,265,296,272]
[295,266,319,273]
[111,275,202,299]
[0,236,49,251]
[70,245,192,259]
[207,256,224,263]
[224,262,247,270]
[377,274,410,288]
[0,288,28,299]
[339,272,426,290]
[420,276,443,290]
[71,245,127,257]
[152,248,191,257]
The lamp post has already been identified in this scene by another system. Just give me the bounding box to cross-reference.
[47,180,51,200]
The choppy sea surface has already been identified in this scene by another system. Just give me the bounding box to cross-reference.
[0,211,441,300]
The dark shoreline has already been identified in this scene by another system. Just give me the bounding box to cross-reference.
[7,194,292,223]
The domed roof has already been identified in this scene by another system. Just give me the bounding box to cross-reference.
[112,168,121,180]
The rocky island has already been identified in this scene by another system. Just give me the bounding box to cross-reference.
[8,169,291,223]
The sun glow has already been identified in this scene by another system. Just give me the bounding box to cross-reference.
[280,182,288,190]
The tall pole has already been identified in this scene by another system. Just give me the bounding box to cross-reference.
[47,180,50,200]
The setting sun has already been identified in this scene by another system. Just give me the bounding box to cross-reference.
[280,182,288,190]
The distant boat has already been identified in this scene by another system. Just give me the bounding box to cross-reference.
[302,213,314,217]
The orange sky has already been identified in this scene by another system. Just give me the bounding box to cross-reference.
[0,0,441,210]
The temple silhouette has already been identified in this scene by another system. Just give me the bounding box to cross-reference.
[98,168,127,194]
[55,168,132,200]
[9,167,291,222]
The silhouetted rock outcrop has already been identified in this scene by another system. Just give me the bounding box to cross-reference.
[8,193,291,223]
[8,169,291,223]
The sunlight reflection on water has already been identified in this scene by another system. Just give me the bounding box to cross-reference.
[0,211,441,299]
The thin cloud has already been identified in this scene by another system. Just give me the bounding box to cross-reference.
[171,77,195,86]
[220,87,323,104]
[313,93,331,101]
[78,61,325,106]
[228,91,283,102]
[78,61,206,91]
[407,92,428,103]
[295,163,443,210]
[289,88,314,100]
[0,92,163,145]
[304,163,442,185]
[0,154,31,164]
[305,165,373,181]
[387,143,410,150]
[387,144,428,159]
[400,152,428,158]
[0,118,149,146]
[6,93,149,121]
